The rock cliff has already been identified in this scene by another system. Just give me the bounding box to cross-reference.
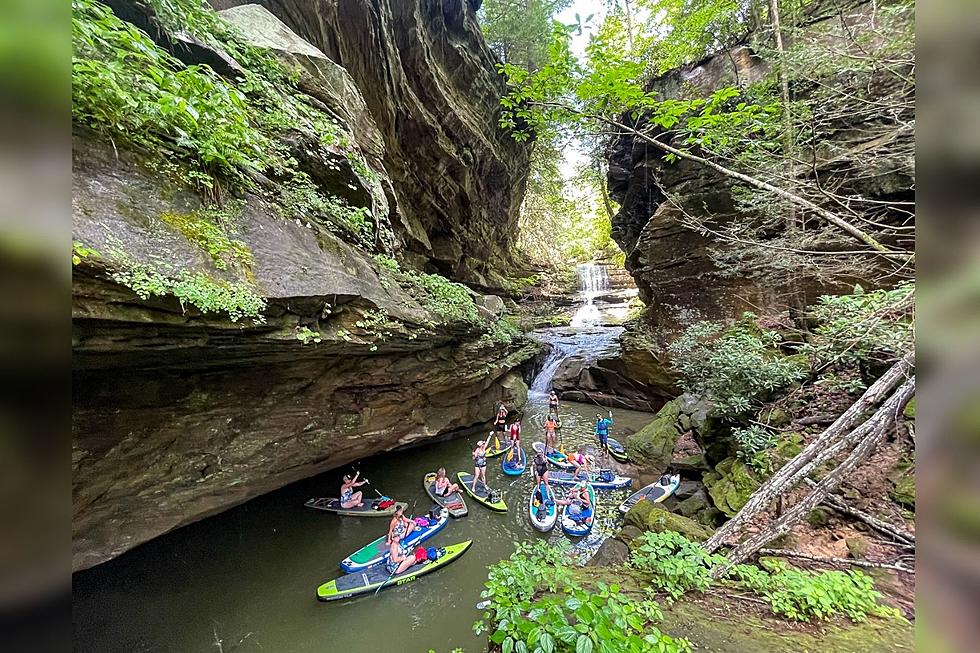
[607,0,913,334]
[72,0,534,570]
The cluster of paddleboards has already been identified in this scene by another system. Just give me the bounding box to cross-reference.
[307,444,680,602]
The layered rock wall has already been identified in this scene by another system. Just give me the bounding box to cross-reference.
[72,0,534,570]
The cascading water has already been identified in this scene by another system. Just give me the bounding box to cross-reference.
[529,339,576,396]
[570,263,609,328]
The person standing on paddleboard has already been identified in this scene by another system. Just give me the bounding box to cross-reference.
[595,410,614,455]
[532,449,550,492]
[508,420,521,448]
[548,390,560,416]
[493,404,508,437]
[472,437,490,492]
[544,414,558,452]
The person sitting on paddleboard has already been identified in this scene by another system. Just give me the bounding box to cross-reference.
[548,390,560,415]
[472,437,490,492]
[385,504,417,545]
[434,467,460,497]
[340,471,368,508]
[385,534,417,576]
[544,414,558,452]
[594,411,614,455]
[532,449,550,491]
[557,482,592,522]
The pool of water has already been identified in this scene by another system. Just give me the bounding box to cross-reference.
[72,392,656,653]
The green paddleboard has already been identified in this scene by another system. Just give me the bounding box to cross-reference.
[316,540,473,601]
[456,472,507,512]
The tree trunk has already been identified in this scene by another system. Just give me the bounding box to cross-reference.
[769,0,797,228]
[703,353,914,553]
[717,377,915,570]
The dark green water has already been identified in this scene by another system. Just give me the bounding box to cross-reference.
[72,389,656,653]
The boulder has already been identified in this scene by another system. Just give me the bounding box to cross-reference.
[846,537,869,559]
[675,490,710,518]
[703,457,762,517]
[672,455,710,473]
[624,501,714,542]
[475,294,505,317]
[625,399,682,470]
[673,480,704,500]
[587,537,630,567]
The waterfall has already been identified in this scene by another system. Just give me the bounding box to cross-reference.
[570,263,609,328]
[529,342,573,395]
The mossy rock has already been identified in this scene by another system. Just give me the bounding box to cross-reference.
[758,405,791,428]
[890,471,915,507]
[624,500,714,542]
[676,491,710,518]
[772,432,804,464]
[625,399,682,470]
[703,457,761,517]
[807,506,834,528]
[846,537,869,559]
[902,397,915,420]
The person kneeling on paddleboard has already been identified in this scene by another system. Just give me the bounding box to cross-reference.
[385,534,418,576]
[568,446,595,478]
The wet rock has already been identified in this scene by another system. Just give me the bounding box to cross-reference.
[618,525,645,547]
[703,457,762,517]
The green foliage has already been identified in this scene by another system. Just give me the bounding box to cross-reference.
[72,240,101,266]
[160,203,252,270]
[72,0,270,186]
[801,284,915,367]
[110,260,265,322]
[628,531,726,601]
[730,561,901,623]
[478,0,573,73]
[295,326,322,344]
[476,541,691,653]
[407,270,479,323]
[731,424,778,473]
[667,313,807,414]
[73,0,383,253]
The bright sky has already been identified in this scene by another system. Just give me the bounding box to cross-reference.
[553,1,606,181]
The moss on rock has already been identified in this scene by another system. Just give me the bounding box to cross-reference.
[624,500,714,542]
[890,471,915,507]
[625,398,682,470]
[703,457,762,517]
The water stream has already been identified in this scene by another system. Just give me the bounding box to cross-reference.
[72,264,647,653]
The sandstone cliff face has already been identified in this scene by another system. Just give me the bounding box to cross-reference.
[215,0,529,286]
[607,0,913,335]
[72,1,534,570]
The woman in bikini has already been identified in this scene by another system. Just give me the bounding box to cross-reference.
[433,467,460,497]
[385,504,417,545]
[472,438,490,492]
[544,414,558,452]
[385,534,417,576]
[339,470,368,508]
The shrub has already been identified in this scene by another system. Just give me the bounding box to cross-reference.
[476,541,691,653]
[732,425,778,473]
[729,561,902,623]
[628,531,726,600]
[801,283,914,367]
[667,313,807,414]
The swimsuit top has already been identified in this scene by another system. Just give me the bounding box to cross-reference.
[534,458,548,475]
[391,517,408,538]
[341,487,353,502]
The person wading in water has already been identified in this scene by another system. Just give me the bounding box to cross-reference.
[548,390,560,416]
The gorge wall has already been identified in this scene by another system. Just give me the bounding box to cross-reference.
[607,0,914,337]
[72,0,534,571]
